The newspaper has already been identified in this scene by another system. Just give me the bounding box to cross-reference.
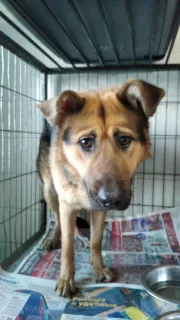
[15,208,180,285]
[1,207,180,319]
[0,270,179,320]
[0,267,66,320]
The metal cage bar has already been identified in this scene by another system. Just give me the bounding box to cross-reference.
[0,13,61,71]
[42,0,90,68]
[7,0,75,69]
[124,0,136,65]
[96,0,120,65]
[68,0,105,67]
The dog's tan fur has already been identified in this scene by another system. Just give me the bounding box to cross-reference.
[37,79,164,297]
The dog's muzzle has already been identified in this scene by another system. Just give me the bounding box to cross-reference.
[84,178,132,211]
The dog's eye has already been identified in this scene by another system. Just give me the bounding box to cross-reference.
[79,138,94,152]
[116,135,132,149]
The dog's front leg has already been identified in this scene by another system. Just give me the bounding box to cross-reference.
[91,211,114,283]
[56,202,76,297]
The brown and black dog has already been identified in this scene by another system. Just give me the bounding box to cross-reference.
[37,79,164,297]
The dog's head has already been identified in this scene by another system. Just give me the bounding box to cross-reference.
[38,79,164,211]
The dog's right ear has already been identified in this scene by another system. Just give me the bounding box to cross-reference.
[37,96,58,126]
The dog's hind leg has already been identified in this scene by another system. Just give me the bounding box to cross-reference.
[90,211,114,283]
[43,178,61,250]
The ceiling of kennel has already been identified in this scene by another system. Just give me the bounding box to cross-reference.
[1,0,180,71]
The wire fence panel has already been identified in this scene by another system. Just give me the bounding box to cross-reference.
[0,46,45,265]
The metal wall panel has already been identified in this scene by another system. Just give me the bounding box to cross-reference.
[0,46,44,265]
[8,0,180,68]
[48,69,180,220]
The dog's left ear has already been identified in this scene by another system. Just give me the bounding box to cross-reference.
[117,79,165,117]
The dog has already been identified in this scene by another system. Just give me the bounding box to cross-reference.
[36,79,164,297]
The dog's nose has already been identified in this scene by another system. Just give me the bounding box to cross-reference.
[97,186,121,209]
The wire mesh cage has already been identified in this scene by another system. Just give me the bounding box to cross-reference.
[0,46,45,266]
[1,44,180,268]
[0,0,180,271]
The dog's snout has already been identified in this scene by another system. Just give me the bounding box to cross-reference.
[93,178,131,211]
[97,186,121,209]
[84,177,132,211]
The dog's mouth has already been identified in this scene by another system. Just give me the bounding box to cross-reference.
[91,200,131,211]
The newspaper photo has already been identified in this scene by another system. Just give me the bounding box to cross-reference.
[61,286,168,320]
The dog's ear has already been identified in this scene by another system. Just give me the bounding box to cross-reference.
[37,91,85,126]
[37,96,58,126]
[117,79,165,117]
[56,90,85,116]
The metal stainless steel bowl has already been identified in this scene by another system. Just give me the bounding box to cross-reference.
[155,311,180,319]
[142,265,180,304]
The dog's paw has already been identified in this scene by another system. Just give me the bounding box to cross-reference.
[43,234,61,251]
[95,267,114,283]
[55,277,75,298]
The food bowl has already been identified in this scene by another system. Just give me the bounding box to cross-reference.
[155,311,180,319]
[142,265,180,314]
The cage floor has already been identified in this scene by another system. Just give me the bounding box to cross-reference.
[6,239,40,273]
